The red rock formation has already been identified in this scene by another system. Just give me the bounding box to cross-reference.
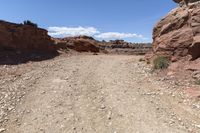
[145,1,200,85]
[72,39,99,52]
[173,0,200,5]
[0,20,56,53]
[54,36,152,54]
[54,36,100,53]
[149,1,200,61]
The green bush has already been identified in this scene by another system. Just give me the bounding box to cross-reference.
[153,56,170,69]
[23,20,38,28]
[195,79,200,85]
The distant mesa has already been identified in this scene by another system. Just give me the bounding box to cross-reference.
[53,36,152,55]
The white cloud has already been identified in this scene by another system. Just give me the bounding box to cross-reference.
[95,32,144,39]
[47,26,148,40]
[48,26,100,37]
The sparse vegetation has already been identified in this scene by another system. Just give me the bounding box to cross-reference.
[23,20,38,27]
[153,56,170,70]
[139,58,145,62]
[63,48,69,53]
[195,79,200,85]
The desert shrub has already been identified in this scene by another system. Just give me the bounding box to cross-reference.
[23,20,38,27]
[153,56,169,69]
[63,48,69,53]
[195,79,200,85]
[139,58,145,62]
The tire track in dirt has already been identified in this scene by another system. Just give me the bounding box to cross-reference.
[3,55,200,133]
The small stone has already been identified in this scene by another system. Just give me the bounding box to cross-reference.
[107,111,112,120]
[180,122,184,126]
[100,104,106,109]
[188,128,193,132]
[60,125,65,128]
[39,128,44,131]
[26,110,31,113]
[170,119,175,124]
[41,91,46,94]
[0,128,6,132]
[195,124,200,128]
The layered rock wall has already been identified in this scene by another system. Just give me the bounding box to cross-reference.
[0,20,56,53]
[150,1,200,61]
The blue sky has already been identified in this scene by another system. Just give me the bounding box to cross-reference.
[0,0,176,42]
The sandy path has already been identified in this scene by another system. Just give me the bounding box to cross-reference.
[3,55,200,133]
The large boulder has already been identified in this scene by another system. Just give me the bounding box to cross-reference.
[148,1,200,61]
[0,20,56,53]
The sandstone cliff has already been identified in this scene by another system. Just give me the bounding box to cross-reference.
[148,1,200,61]
[0,20,56,53]
[145,0,200,84]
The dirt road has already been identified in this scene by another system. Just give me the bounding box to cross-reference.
[2,55,200,133]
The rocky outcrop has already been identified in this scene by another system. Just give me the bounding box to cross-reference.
[173,0,200,5]
[145,1,200,85]
[149,1,200,61]
[54,36,100,53]
[0,20,56,53]
[71,39,100,52]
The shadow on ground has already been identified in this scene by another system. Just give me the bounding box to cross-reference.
[0,50,59,65]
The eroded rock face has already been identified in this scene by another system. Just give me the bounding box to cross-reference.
[173,0,184,4]
[173,0,199,5]
[149,1,200,61]
[72,39,100,52]
[0,20,56,53]
[54,36,100,53]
